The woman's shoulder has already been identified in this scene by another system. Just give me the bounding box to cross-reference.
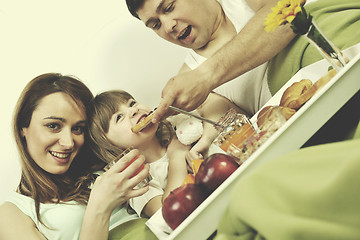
[0,201,28,219]
[0,201,43,239]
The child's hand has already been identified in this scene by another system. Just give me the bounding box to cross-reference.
[186,136,213,162]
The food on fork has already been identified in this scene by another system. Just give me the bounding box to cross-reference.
[131,112,154,133]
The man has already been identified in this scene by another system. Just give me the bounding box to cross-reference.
[126,0,296,122]
[126,0,360,145]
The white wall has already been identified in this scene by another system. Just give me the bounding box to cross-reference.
[0,0,187,203]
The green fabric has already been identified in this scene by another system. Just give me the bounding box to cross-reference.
[267,0,360,95]
[108,218,157,240]
[352,121,360,139]
[301,91,359,147]
[215,139,360,240]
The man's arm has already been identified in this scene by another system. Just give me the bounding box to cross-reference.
[199,0,296,89]
[152,0,295,123]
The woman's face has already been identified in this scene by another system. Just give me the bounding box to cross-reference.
[21,92,86,175]
[105,99,158,149]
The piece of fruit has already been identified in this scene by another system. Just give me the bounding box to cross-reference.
[191,159,204,175]
[195,153,240,193]
[181,174,195,186]
[162,183,208,230]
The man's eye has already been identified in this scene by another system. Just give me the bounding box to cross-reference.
[164,1,174,12]
[152,21,161,30]
[72,126,84,135]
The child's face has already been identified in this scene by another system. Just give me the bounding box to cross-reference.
[105,98,158,149]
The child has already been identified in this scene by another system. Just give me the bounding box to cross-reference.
[88,90,190,217]
[88,90,246,217]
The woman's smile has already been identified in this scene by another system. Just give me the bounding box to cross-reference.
[21,92,86,174]
[49,150,72,164]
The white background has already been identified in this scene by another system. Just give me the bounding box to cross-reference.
[0,0,187,203]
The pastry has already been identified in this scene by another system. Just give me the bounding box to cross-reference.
[131,112,154,133]
[280,69,337,110]
[292,69,337,108]
[280,79,313,110]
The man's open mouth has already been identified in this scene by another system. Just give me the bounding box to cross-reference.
[178,25,192,40]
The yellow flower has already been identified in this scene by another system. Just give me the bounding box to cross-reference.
[264,0,306,32]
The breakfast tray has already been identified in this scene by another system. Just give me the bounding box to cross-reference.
[146,43,360,239]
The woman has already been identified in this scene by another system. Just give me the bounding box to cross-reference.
[0,73,155,240]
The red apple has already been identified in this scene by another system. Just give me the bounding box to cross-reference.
[195,153,240,193]
[162,183,208,230]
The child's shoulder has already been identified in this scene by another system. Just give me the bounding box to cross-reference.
[166,113,203,146]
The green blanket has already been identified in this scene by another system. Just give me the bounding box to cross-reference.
[215,139,360,240]
[267,0,360,95]
[267,0,360,145]
[108,218,157,240]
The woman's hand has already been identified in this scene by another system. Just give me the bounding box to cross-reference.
[88,149,150,215]
[80,149,149,240]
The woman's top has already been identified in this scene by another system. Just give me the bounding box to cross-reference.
[6,190,138,239]
[184,0,271,115]
[129,153,169,216]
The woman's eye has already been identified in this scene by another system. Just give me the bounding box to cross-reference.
[72,126,84,135]
[45,123,60,131]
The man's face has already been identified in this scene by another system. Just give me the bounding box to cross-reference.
[137,0,219,50]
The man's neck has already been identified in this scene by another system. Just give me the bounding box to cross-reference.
[195,2,236,58]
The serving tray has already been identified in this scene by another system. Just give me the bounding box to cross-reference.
[147,43,360,239]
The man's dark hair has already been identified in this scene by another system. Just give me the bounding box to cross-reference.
[125,0,144,19]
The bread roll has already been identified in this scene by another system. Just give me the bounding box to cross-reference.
[131,112,154,133]
[280,69,337,110]
[280,79,313,110]
[293,69,337,108]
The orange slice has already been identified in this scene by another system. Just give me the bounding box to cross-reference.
[191,159,204,175]
[182,174,195,186]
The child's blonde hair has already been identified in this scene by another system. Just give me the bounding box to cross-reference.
[88,90,174,163]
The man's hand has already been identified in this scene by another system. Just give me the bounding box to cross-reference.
[152,68,213,123]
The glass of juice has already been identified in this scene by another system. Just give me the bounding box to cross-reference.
[103,146,152,188]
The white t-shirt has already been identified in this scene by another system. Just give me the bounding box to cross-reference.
[184,0,272,115]
[129,153,169,216]
[185,0,320,115]
[7,190,138,239]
